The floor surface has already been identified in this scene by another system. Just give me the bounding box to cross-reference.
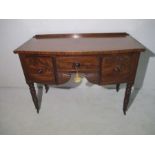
[0,83,155,135]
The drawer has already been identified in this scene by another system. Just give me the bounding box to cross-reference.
[101,54,131,84]
[56,56,99,72]
[23,56,55,83]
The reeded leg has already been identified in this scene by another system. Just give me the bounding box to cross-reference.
[26,81,39,113]
[44,84,49,93]
[116,83,120,92]
[123,82,133,115]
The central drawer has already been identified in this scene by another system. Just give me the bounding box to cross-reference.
[56,56,99,72]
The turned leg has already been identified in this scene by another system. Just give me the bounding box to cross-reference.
[116,83,120,92]
[123,82,133,115]
[44,84,49,93]
[26,81,39,113]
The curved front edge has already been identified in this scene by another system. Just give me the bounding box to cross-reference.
[57,72,100,85]
[85,72,100,85]
[57,72,71,84]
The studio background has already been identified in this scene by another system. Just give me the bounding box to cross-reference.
[0,19,155,135]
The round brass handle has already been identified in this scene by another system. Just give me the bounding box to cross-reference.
[113,66,121,72]
[37,69,43,74]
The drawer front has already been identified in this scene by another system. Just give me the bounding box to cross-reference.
[56,56,99,72]
[101,54,131,84]
[23,56,55,83]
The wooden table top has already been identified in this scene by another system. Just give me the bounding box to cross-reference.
[14,33,145,54]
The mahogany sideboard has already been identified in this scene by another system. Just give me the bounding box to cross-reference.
[14,33,145,115]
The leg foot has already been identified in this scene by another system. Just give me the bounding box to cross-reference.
[44,84,49,93]
[116,84,120,92]
[123,109,126,115]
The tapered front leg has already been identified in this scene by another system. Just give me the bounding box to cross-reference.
[123,82,133,115]
[26,81,39,113]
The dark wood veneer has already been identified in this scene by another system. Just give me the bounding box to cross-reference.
[14,33,145,115]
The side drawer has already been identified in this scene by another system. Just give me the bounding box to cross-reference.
[20,55,55,83]
[101,54,132,84]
